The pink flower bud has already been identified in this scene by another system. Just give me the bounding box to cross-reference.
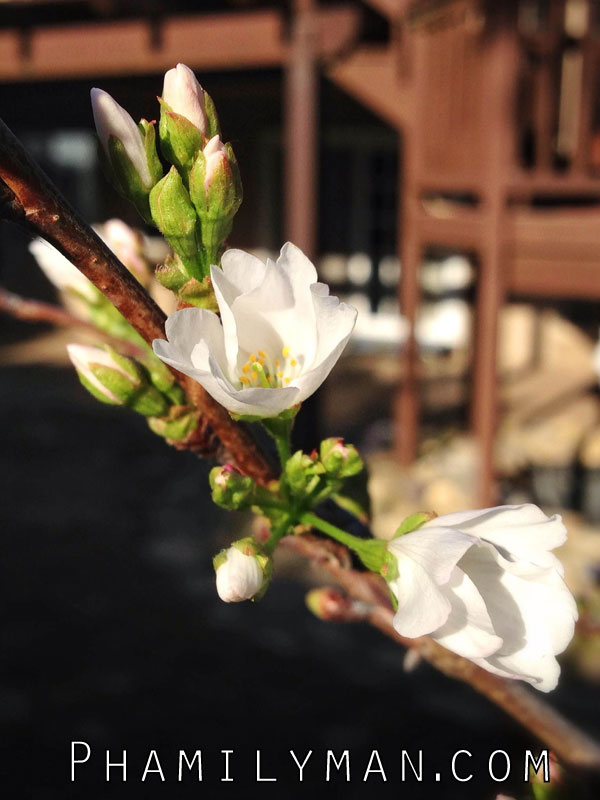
[162,63,208,135]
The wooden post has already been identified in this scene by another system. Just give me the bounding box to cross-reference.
[284,0,319,259]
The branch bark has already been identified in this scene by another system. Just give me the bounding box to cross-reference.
[0,116,271,481]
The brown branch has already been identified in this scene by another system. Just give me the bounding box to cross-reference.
[0,116,271,482]
[0,286,146,358]
[283,533,600,770]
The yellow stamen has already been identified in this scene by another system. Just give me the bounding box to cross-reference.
[277,371,283,378]
[249,353,256,362]
[290,358,297,367]
[258,358,265,366]
[242,364,250,374]
[282,346,290,358]
[285,377,291,385]
[258,350,267,359]
[274,359,280,367]
[240,376,250,386]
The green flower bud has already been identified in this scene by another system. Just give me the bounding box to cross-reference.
[91,89,162,223]
[282,449,325,498]
[149,167,203,277]
[209,465,255,510]
[67,344,170,417]
[305,588,368,622]
[319,438,363,478]
[189,136,243,257]
[147,406,200,442]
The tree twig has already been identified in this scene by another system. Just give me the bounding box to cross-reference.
[0,116,271,481]
[0,285,146,357]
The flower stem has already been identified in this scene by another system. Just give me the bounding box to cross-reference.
[261,416,294,468]
[299,511,387,573]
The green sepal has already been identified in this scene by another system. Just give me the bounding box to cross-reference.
[139,352,186,403]
[77,371,121,406]
[90,359,169,417]
[158,98,204,179]
[332,492,370,525]
[149,166,203,277]
[129,384,171,417]
[107,135,153,224]
[147,406,200,441]
[230,404,300,425]
[179,276,219,310]
[393,511,436,538]
[155,253,190,291]
[139,119,164,186]
[203,90,221,139]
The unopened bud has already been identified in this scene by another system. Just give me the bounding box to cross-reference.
[305,588,369,622]
[93,219,151,287]
[282,449,324,498]
[209,465,255,510]
[213,537,271,602]
[189,136,243,254]
[147,406,200,442]
[29,238,99,304]
[162,63,219,138]
[149,166,203,277]
[67,344,169,417]
[91,89,162,222]
[319,438,363,478]
[159,64,220,177]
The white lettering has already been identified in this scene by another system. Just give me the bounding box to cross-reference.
[363,750,387,781]
[451,750,472,782]
[326,750,350,781]
[290,750,312,781]
[71,741,90,781]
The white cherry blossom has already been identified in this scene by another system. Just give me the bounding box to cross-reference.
[152,243,357,417]
[387,504,578,692]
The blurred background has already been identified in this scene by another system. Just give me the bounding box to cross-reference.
[2,0,600,797]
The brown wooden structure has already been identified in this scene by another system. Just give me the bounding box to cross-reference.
[330,0,600,503]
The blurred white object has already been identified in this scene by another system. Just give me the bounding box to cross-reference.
[318,253,348,284]
[379,255,401,288]
[29,238,98,303]
[416,298,471,349]
[420,254,474,295]
[347,252,372,286]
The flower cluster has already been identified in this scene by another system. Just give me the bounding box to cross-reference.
[81,63,579,696]
[91,62,241,302]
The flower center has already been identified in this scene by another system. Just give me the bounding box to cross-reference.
[238,346,301,390]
